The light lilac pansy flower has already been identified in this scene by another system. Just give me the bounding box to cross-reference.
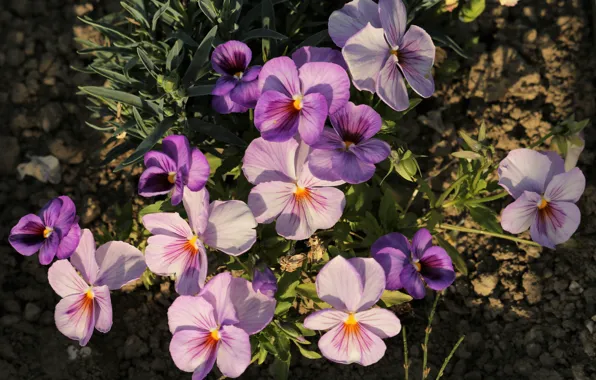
[291,46,348,70]
[143,188,257,296]
[9,195,81,265]
[309,102,391,184]
[254,56,350,145]
[252,264,277,298]
[48,229,146,346]
[211,40,262,114]
[242,137,346,240]
[138,135,210,206]
[328,0,381,49]
[499,149,585,249]
[303,256,401,366]
[336,0,435,111]
[168,272,276,380]
[371,229,455,299]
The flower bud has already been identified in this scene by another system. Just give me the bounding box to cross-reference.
[394,150,419,182]
[252,264,277,298]
[161,72,179,94]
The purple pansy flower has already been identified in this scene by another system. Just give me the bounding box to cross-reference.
[292,46,348,70]
[498,149,585,248]
[252,264,277,298]
[254,56,350,145]
[143,188,257,296]
[309,102,391,184]
[371,229,455,299]
[9,195,81,265]
[242,137,346,240]
[303,256,401,366]
[211,40,262,114]
[48,229,146,346]
[138,135,210,206]
[168,272,276,380]
[333,0,435,111]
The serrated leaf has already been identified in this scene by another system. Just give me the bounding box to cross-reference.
[380,290,413,307]
[166,39,184,71]
[80,86,162,115]
[242,28,288,42]
[295,344,322,359]
[436,235,468,275]
[468,204,503,233]
[459,0,485,23]
[183,26,218,87]
[187,84,215,97]
[187,118,246,146]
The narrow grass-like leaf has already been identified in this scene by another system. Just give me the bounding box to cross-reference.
[89,66,143,87]
[242,28,287,42]
[99,141,135,166]
[188,118,246,146]
[115,117,175,171]
[121,2,150,28]
[183,26,218,87]
[261,0,275,61]
[187,84,215,97]
[78,17,136,43]
[166,39,184,71]
[137,47,159,76]
[198,0,219,23]
[152,0,171,31]
[80,86,162,115]
[293,29,329,51]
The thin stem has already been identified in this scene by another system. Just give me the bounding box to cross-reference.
[422,292,441,379]
[438,223,541,247]
[529,131,554,148]
[435,335,466,380]
[403,325,409,380]
[442,190,509,209]
[404,188,419,215]
[233,256,252,277]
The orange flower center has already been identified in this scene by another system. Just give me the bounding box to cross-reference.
[414,261,422,272]
[344,141,355,148]
[538,198,548,210]
[234,71,243,79]
[185,235,199,255]
[294,186,311,202]
[292,95,303,111]
[390,49,398,56]
[43,227,53,239]
[167,172,177,184]
[210,328,221,341]
[343,313,361,337]
[85,288,95,300]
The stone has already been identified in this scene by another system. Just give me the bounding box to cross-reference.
[39,102,64,132]
[123,335,149,359]
[7,48,25,67]
[0,315,20,326]
[526,343,542,358]
[0,136,20,176]
[472,273,499,296]
[11,83,28,104]
[23,302,41,321]
[569,281,584,294]
[48,138,84,164]
[3,300,21,314]
[80,195,101,225]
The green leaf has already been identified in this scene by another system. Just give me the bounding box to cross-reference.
[459,0,485,23]
[296,323,316,337]
[198,0,219,24]
[452,150,483,160]
[478,121,487,142]
[183,26,218,87]
[379,189,400,231]
[295,343,322,359]
[99,141,134,166]
[459,130,482,152]
[115,117,175,171]
[166,39,184,71]
[78,17,136,43]
[293,29,329,51]
[380,290,413,307]
[242,28,288,42]
[187,118,246,146]
[275,271,300,299]
[429,32,469,59]
[138,200,176,220]
[152,0,171,31]
[435,235,468,275]
[89,66,143,87]
[115,200,134,240]
[257,347,268,365]
[261,0,275,61]
[269,357,290,380]
[121,1,150,28]
[79,86,162,116]
[187,84,215,97]
[274,301,292,315]
[136,47,159,76]
[416,178,436,206]
[468,204,503,233]
[296,283,331,309]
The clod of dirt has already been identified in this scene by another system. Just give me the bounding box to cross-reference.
[472,273,499,296]
[522,272,543,304]
[80,195,101,225]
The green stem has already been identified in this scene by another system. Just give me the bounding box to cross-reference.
[404,187,419,215]
[233,256,252,277]
[422,292,441,379]
[403,325,409,380]
[435,335,466,380]
[438,223,541,247]
[442,190,509,209]
[435,174,469,208]
[529,131,554,148]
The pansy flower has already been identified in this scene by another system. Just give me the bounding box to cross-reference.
[138,135,210,206]
[371,229,455,299]
[337,0,436,111]
[328,0,381,48]
[48,229,146,345]
[309,102,390,184]
[304,256,401,365]
[499,149,585,248]
[168,272,276,380]
[143,188,257,295]
[242,137,346,240]
[9,195,81,265]
[211,40,262,114]
[255,56,350,145]
[252,264,277,298]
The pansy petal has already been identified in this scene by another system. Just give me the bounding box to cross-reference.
[203,200,257,256]
[292,46,348,70]
[419,246,455,291]
[355,308,401,339]
[295,139,346,188]
[170,329,218,374]
[94,241,147,290]
[8,214,45,256]
[252,266,278,297]
[371,233,411,259]
[55,222,81,260]
[310,127,345,150]
[398,25,435,98]
[70,228,99,284]
[332,151,377,184]
[92,285,113,333]
[230,78,260,108]
[217,325,251,378]
[187,149,210,192]
[138,166,174,196]
[348,258,386,311]
[377,55,410,111]
[163,135,191,171]
[351,139,390,164]
[242,65,261,82]
[212,93,249,114]
[411,228,433,260]
[175,242,208,296]
[55,292,96,346]
[501,191,540,234]
[299,62,350,114]
[531,201,580,249]
[199,273,239,326]
[318,322,386,366]
[399,264,426,299]
[183,188,210,236]
[371,251,407,290]
[39,233,60,265]
[228,278,276,335]
[212,75,237,96]
[168,295,218,334]
[48,260,89,298]
[498,149,564,198]
[52,196,77,233]
[40,197,63,228]
[308,149,344,183]
[378,0,407,47]
[211,40,252,76]
[297,92,328,145]
[544,168,585,203]
[171,174,185,206]
[144,150,177,172]
[303,309,347,331]
[247,181,294,224]
[143,212,193,239]
[328,0,381,48]
[342,24,389,93]
[242,137,298,184]
[330,102,383,142]
[316,255,364,312]
[254,91,300,143]
[258,56,301,97]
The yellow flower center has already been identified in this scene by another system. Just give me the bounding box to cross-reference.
[43,227,53,239]
[210,328,221,341]
[345,313,358,325]
[186,235,199,254]
[292,95,303,111]
[344,141,354,149]
[234,71,243,79]
[294,186,311,202]
[391,49,398,56]
[167,172,177,184]
[414,261,422,272]
[538,198,548,210]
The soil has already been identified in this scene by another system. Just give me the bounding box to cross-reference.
[1,0,596,379]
